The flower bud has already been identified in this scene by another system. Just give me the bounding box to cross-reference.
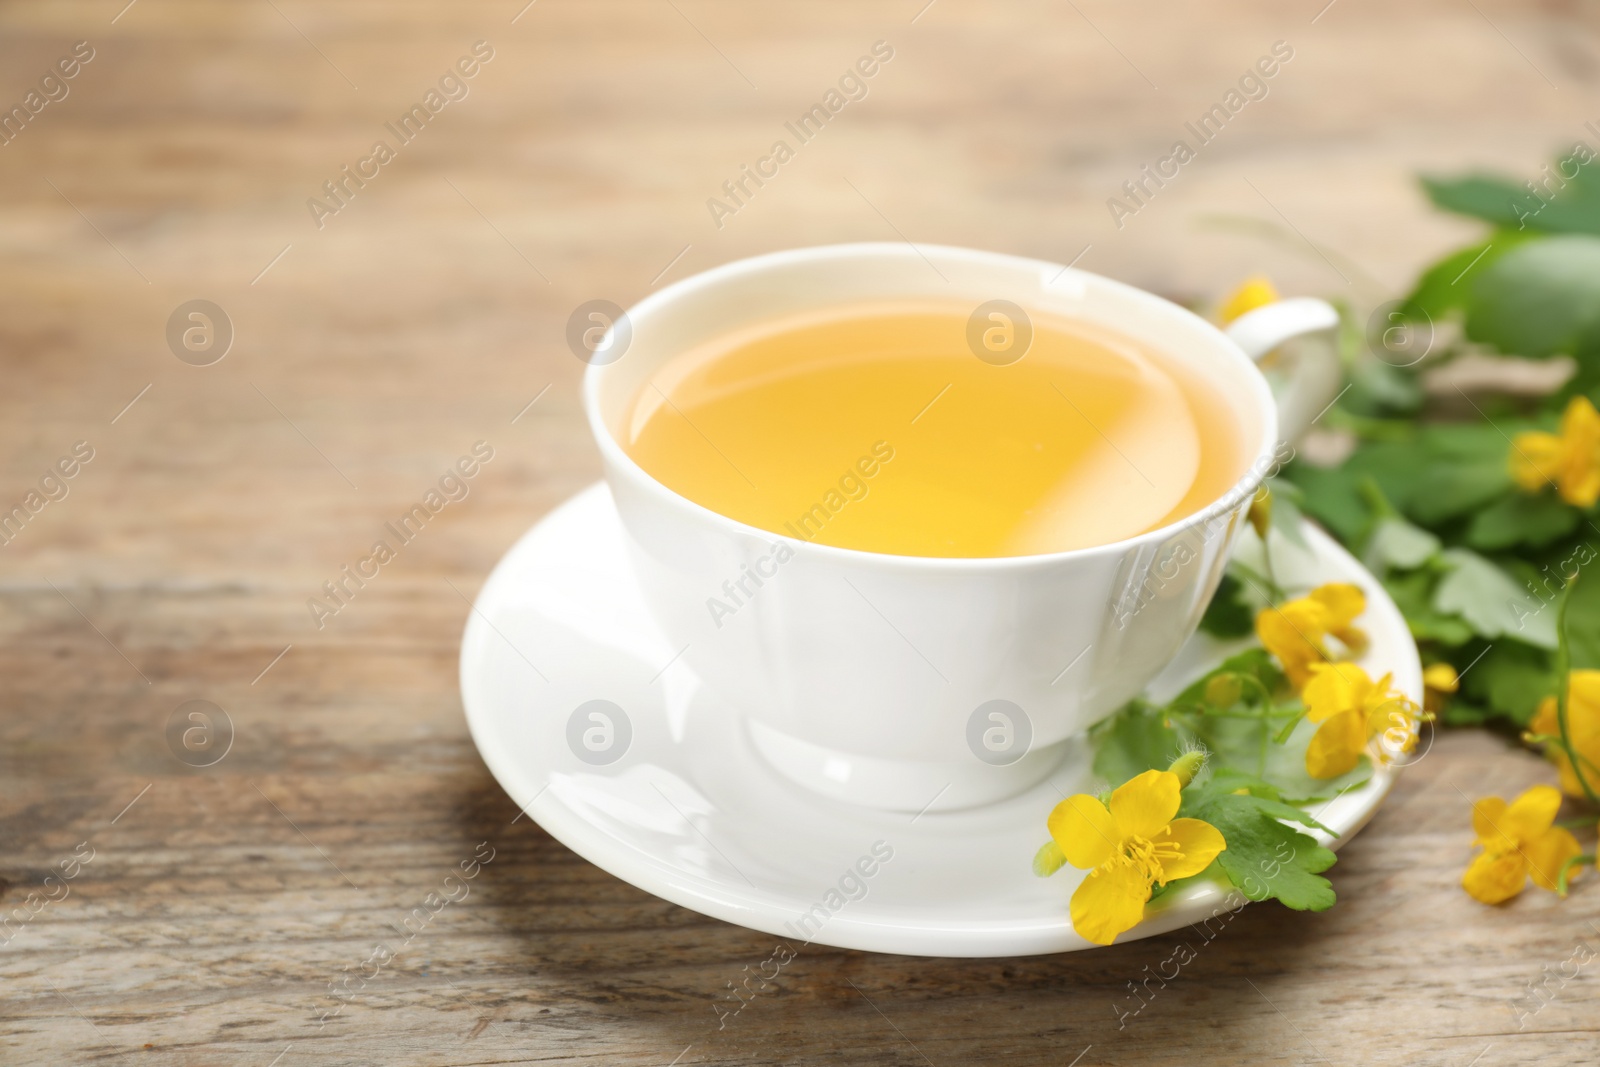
[1205,673,1243,707]
[1218,275,1279,324]
[1033,840,1066,878]
[1167,750,1206,788]
[1248,485,1272,540]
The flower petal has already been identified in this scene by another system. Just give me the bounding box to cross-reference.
[1462,849,1528,905]
[1557,397,1600,506]
[1528,827,1584,893]
[1531,696,1558,736]
[1471,796,1511,849]
[1256,602,1327,687]
[1047,794,1118,871]
[1553,756,1590,800]
[1109,769,1181,841]
[1531,691,1600,799]
[1562,394,1600,438]
[1070,861,1152,946]
[1310,582,1366,629]
[1218,276,1278,324]
[1563,672,1600,798]
[1510,431,1562,493]
[1303,663,1366,724]
[1503,784,1563,843]
[1364,682,1420,761]
[1562,469,1600,508]
[1154,818,1227,882]
[1331,623,1369,656]
[1568,670,1600,720]
[1423,663,1460,694]
[1305,710,1366,779]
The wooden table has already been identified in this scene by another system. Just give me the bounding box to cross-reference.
[3,1,1597,1062]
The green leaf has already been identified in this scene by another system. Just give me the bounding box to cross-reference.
[1289,427,1512,534]
[1199,572,1255,639]
[1284,462,1373,544]
[1179,778,1337,911]
[1203,770,1336,834]
[1172,648,1284,709]
[1382,570,1476,646]
[1265,479,1310,549]
[1195,714,1372,803]
[1523,159,1600,234]
[1421,174,1543,230]
[1398,233,1537,322]
[1422,158,1600,235]
[1557,347,1600,404]
[1458,640,1555,727]
[1365,514,1441,572]
[1417,421,1525,463]
[1466,236,1600,360]
[1434,548,1556,648]
[1089,701,1188,789]
[1402,426,1518,525]
[1343,356,1425,418]
[1162,652,1368,803]
[1211,809,1337,910]
[1555,561,1600,670]
[1464,492,1579,551]
[1439,696,1496,727]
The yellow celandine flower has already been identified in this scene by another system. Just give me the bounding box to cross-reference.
[1462,785,1582,904]
[1048,769,1226,945]
[1423,662,1460,716]
[1510,395,1600,508]
[1302,662,1419,779]
[1218,275,1279,324]
[1255,582,1368,690]
[1529,670,1600,799]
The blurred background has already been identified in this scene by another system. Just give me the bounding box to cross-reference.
[3,1,1596,1063]
[4,0,1591,583]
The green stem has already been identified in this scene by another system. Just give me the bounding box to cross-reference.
[1230,559,1284,605]
[1174,673,1295,723]
[1320,407,1417,442]
[1188,710,1302,721]
[1260,501,1280,595]
[1556,817,1598,831]
[1557,853,1595,897]
[1554,576,1600,807]
[1232,673,1280,776]
[1259,712,1269,777]
[1358,477,1398,520]
[1274,709,1309,745]
[1236,674,1277,708]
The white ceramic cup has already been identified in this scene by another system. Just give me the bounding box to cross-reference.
[583,243,1339,812]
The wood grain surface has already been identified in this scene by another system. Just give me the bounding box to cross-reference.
[2,0,1598,1063]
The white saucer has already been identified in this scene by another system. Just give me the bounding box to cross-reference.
[459,484,1422,957]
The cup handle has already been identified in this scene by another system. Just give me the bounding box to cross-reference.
[1223,296,1342,445]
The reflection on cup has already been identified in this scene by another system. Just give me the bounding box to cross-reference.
[567,699,632,766]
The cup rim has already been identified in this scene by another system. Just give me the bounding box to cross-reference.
[582,241,1280,571]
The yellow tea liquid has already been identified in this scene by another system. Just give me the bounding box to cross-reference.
[621,303,1248,557]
